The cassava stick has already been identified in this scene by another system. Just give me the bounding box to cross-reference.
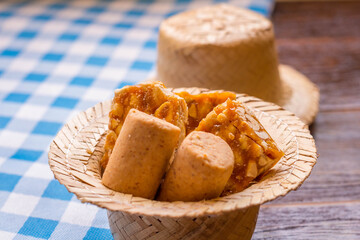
[102,109,180,199]
[157,131,234,202]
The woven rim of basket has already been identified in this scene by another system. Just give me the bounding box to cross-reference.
[48,87,317,218]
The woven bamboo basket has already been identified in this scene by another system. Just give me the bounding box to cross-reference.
[48,88,317,240]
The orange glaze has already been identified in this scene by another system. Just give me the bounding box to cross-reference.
[196,99,284,195]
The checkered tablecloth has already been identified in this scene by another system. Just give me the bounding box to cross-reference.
[0,0,273,239]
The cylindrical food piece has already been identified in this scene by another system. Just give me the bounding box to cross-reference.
[102,109,180,199]
[157,131,234,202]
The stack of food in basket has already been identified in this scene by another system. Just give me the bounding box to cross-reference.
[100,81,284,202]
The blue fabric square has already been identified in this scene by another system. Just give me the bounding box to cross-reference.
[100,37,122,45]
[0,11,13,18]
[4,93,30,103]
[18,31,37,39]
[34,14,52,21]
[19,217,58,239]
[114,22,133,29]
[126,9,145,16]
[144,40,156,49]
[1,49,20,57]
[0,160,32,175]
[0,173,21,191]
[130,61,153,71]
[11,149,43,162]
[42,180,73,201]
[117,81,134,89]
[48,3,66,10]
[0,212,27,233]
[52,97,79,109]
[25,73,47,82]
[31,198,69,221]
[84,227,112,240]
[14,177,50,196]
[32,121,62,135]
[73,18,93,25]
[249,5,268,16]
[58,33,78,41]
[0,116,11,128]
[70,76,94,87]
[43,53,64,61]
[86,57,108,66]
[86,6,106,13]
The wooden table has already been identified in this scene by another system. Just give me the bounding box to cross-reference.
[253,2,360,239]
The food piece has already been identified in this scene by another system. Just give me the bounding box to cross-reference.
[101,81,188,171]
[176,91,236,134]
[102,109,180,199]
[157,131,234,202]
[196,99,284,195]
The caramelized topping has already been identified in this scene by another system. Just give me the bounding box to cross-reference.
[196,99,284,195]
[176,91,236,134]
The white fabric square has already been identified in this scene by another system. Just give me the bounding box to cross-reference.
[108,1,134,11]
[1,17,28,32]
[67,42,97,56]
[83,88,113,102]
[0,231,16,240]
[61,202,98,226]
[97,12,123,24]
[0,157,5,168]
[42,20,69,34]
[15,104,48,120]
[147,2,174,14]
[82,24,109,37]
[98,67,127,82]
[8,58,38,73]
[0,80,19,92]
[57,8,84,20]
[112,46,140,60]
[1,193,40,216]
[137,15,164,28]
[0,131,28,149]
[35,82,66,96]
[26,39,54,53]
[53,62,82,77]
[125,29,153,40]
[71,0,97,8]
[25,163,54,180]
[17,5,45,15]
[0,36,12,50]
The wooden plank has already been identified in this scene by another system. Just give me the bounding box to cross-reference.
[272,2,360,111]
[270,171,360,204]
[253,202,360,239]
[276,38,360,111]
[253,2,360,238]
[272,2,360,39]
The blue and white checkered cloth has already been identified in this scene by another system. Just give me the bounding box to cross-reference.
[0,0,273,239]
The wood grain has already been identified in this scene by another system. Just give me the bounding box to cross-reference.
[253,1,360,239]
[254,202,360,239]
